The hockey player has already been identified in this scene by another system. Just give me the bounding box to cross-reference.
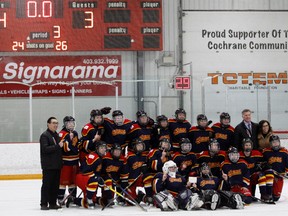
[221,147,252,204]
[141,138,173,204]
[151,115,171,149]
[153,160,204,211]
[192,162,244,210]
[100,143,128,206]
[197,138,226,178]
[189,114,214,154]
[57,116,79,205]
[102,110,132,149]
[239,138,274,202]
[168,108,191,152]
[70,141,107,209]
[262,135,288,201]
[211,112,235,151]
[172,138,198,179]
[78,107,111,163]
[127,110,154,156]
[125,138,147,201]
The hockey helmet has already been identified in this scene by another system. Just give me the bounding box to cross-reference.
[112,110,124,126]
[111,143,122,159]
[63,116,76,131]
[175,108,186,122]
[95,141,107,157]
[179,138,192,153]
[228,147,240,163]
[269,135,281,151]
[162,160,178,178]
[136,110,148,126]
[220,112,231,121]
[132,138,146,154]
[90,109,104,125]
[159,138,171,152]
[242,138,253,153]
[208,138,220,155]
[200,162,212,177]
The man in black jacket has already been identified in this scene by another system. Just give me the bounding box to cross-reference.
[234,109,259,151]
[40,117,63,210]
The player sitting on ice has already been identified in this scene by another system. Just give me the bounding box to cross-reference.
[153,160,204,211]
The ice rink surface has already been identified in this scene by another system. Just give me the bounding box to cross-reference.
[1,179,288,216]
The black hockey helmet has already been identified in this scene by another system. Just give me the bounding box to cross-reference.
[242,138,253,152]
[132,138,145,154]
[112,110,123,117]
[90,109,103,122]
[95,141,107,156]
[208,138,220,154]
[269,135,281,151]
[63,116,75,131]
[179,138,192,153]
[227,147,239,163]
[175,108,186,116]
[159,138,171,151]
[136,110,147,118]
[156,115,168,123]
[111,143,122,159]
[200,162,211,177]
[197,114,208,122]
[220,112,231,121]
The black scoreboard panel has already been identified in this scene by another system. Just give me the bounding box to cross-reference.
[0,0,163,52]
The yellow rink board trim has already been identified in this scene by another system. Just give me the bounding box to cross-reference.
[0,174,42,180]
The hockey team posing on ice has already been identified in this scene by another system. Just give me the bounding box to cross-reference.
[41,107,288,211]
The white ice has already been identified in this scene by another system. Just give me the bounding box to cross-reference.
[1,179,287,216]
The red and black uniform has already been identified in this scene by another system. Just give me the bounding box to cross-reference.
[79,123,104,162]
[143,148,172,198]
[128,121,153,156]
[188,126,214,154]
[151,124,171,149]
[74,152,103,208]
[102,118,132,149]
[101,152,128,202]
[262,147,288,201]
[168,118,191,152]
[125,150,147,199]
[172,151,198,179]
[212,122,234,151]
[220,158,252,204]
[57,128,79,202]
[240,149,274,199]
[197,150,226,178]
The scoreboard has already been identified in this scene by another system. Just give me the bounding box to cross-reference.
[0,0,163,52]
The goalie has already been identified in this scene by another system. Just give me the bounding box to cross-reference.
[152,160,204,211]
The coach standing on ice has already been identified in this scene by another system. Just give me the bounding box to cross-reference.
[40,117,63,210]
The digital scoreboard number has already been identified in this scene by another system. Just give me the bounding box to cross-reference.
[0,0,163,52]
[175,76,191,90]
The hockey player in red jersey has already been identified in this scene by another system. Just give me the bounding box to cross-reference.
[262,135,288,201]
[70,141,107,209]
[78,107,111,163]
[221,147,252,204]
[172,138,198,179]
[168,108,191,152]
[239,138,274,203]
[102,110,132,150]
[57,116,79,205]
[100,143,128,206]
[211,112,235,151]
[197,138,226,178]
[189,114,214,154]
[151,115,171,149]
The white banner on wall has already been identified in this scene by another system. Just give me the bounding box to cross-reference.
[182,11,288,129]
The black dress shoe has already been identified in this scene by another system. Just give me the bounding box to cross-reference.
[49,204,62,209]
[41,205,49,210]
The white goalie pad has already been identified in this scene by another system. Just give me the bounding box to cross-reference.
[154,191,178,211]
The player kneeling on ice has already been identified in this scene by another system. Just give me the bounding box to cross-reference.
[152,160,204,211]
[192,162,244,210]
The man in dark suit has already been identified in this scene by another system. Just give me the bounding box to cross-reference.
[40,117,63,210]
[234,109,259,151]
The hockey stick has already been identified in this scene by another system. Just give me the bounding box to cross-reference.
[59,187,77,206]
[272,170,288,179]
[109,176,148,212]
[101,173,143,211]
[251,196,275,204]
